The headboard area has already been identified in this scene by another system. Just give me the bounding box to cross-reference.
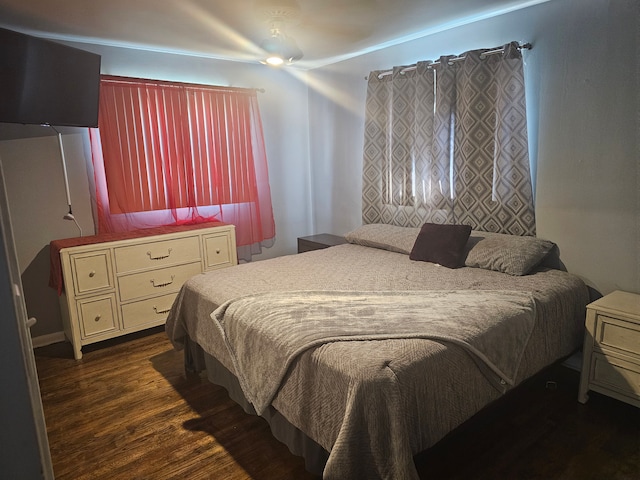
[346,223,561,275]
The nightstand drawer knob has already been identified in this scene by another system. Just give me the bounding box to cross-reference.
[94,315,101,322]
[89,270,96,278]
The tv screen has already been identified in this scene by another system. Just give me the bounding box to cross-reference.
[0,27,101,128]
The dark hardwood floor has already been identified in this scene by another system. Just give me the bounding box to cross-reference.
[35,328,639,480]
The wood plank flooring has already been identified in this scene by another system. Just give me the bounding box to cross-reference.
[35,328,639,480]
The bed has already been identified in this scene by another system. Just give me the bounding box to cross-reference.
[166,224,589,479]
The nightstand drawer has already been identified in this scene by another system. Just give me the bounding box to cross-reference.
[118,262,201,302]
[114,236,200,273]
[591,352,640,400]
[595,314,640,356]
[71,251,113,295]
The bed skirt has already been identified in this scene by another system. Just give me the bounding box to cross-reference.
[184,336,329,476]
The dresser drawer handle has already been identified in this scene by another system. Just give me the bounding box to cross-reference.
[153,306,172,315]
[150,275,175,288]
[147,248,172,261]
[94,315,101,322]
[216,249,221,254]
[89,270,96,278]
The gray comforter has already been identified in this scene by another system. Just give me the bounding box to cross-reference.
[166,244,589,479]
[213,290,537,414]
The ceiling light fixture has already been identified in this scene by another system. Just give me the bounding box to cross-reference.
[260,24,303,66]
[257,1,303,66]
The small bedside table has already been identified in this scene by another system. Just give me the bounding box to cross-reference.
[578,290,640,407]
[297,234,348,253]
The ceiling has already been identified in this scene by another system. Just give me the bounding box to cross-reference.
[0,0,545,69]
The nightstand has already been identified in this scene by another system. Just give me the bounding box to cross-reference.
[297,234,348,253]
[578,290,640,407]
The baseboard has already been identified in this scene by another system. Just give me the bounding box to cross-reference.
[31,331,66,349]
[562,351,582,372]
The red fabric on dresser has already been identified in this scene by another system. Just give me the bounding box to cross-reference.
[49,222,223,295]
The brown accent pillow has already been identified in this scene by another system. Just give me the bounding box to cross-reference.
[410,223,472,268]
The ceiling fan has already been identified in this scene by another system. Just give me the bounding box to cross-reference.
[255,0,304,65]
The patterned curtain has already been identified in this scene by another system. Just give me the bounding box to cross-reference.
[362,41,536,235]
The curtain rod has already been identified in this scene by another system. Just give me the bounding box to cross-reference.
[372,42,532,80]
[101,75,265,93]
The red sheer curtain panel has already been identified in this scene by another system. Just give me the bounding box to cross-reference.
[89,75,275,253]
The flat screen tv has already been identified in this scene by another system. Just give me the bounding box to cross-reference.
[0,27,101,128]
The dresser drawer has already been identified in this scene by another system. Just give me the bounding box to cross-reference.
[114,235,200,273]
[117,262,201,302]
[77,295,117,338]
[590,352,640,400]
[71,250,113,295]
[203,233,233,269]
[595,314,640,356]
[121,293,177,329]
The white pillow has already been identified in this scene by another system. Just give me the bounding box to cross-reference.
[345,224,420,255]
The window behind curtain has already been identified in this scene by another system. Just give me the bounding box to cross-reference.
[89,75,275,258]
[362,42,536,236]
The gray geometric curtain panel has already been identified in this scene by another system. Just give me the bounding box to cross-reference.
[362,41,536,235]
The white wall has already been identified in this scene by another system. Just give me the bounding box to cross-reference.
[307,0,639,296]
[0,134,93,338]
[0,47,312,337]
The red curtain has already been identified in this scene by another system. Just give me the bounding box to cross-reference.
[89,75,275,250]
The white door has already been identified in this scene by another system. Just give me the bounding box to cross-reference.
[0,158,54,479]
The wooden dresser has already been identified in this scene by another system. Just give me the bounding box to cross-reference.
[578,290,640,407]
[56,223,237,359]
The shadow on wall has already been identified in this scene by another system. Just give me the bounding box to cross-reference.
[550,243,602,303]
[21,245,63,338]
